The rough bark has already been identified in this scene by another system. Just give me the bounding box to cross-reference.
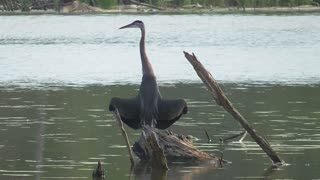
[183,51,283,165]
[144,128,168,170]
[133,126,220,164]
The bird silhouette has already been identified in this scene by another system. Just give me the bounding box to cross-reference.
[109,20,188,129]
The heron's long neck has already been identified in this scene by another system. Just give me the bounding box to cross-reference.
[140,27,155,76]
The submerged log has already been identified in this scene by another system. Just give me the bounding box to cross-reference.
[133,126,220,165]
[92,160,105,179]
[183,51,283,165]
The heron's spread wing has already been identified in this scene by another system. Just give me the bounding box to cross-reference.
[156,99,188,129]
[109,97,141,129]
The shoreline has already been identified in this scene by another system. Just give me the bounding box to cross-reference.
[1,6,320,15]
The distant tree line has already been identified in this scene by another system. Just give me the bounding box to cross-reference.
[0,0,67,11]
[103,0,320,9]
[0,0,319,11]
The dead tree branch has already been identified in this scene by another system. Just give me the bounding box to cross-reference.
[143,127,169,170]
[183,51,283,165]
[113,108,135,166]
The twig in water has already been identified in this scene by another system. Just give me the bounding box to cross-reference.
[239,131,247,142]
[113,108,135,166]
[219,152,224,167]
[204,129,212,143]
[221,131,246,142]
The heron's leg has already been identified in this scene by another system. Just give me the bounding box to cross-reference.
[151,118,157,128]
[140,116,146,127]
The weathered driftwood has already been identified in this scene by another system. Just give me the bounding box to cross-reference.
[113,109,220,169]
[113,108,135,166]
[133,126,220,165]
[129,0,164,10]
[183,51,283,165]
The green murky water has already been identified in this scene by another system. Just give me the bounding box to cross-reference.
[0,14,320,179]
[0,84,319,179]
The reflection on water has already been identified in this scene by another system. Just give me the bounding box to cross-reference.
[0,84,319,179]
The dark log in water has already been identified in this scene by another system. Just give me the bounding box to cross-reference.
[183,51,283,165]
[92,160,105,179]
[133,126,220,166]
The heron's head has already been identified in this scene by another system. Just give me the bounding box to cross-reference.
[119,20,144,30]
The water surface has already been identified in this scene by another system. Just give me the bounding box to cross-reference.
[0,14,320,85]
[0,14,320,179]
[0,84,320,179]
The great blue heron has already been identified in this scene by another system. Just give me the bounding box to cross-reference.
[109,20,188,130]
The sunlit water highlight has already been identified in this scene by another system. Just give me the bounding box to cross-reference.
[0,15,320,86]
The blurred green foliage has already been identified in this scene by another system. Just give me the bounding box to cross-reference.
[99,0,118,9]
[77,0,117,8]
[20,0,32,11]
[53,0,60,11]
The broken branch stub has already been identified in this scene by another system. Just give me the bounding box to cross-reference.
[183,51,283,165]
[144,127,169,170]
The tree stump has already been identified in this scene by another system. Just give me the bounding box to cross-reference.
[132,126,220,167]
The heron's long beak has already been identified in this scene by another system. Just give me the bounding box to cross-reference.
[119,22,135,29]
